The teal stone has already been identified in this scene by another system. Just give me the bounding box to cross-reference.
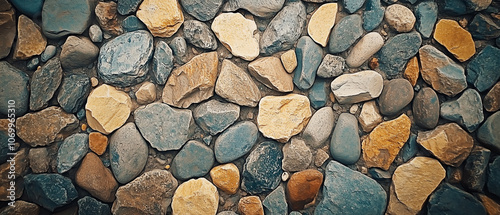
[328,14,363,54]
[469,14,500,40]
[117,0,141,15]
[363,0,385,31]
[193,99,240,135]
[241,141,283,194]
[330,113,360,165]
[29,58,63,111]
[57,74,90,113]
[171,140,214,180]
[308,79,328,109]
[368,168,392,180]
[263,186,288,215]
[427,183,486,215]
[343,0,366,13]
[151,41,174,85]
[293,36,323,90]
[57,133,89,173]
[377,32,422,77]
[467,45,500,92]
[478,112,500,151]
[0,61,29,116]
[42,0,94,38]
[400,133,418,162]
[24,174,78,212]
[10,0,44,17]
[415,1,438,38]
[440,89,484,132]
[214,121,258,163]
[78,196,111,215]
[122,15,147,32]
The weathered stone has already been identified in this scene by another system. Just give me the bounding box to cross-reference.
[413,87,440,129]
[241,141,283,194]
[24,174,78,212]
[308,3,337,47]
[60,36,99,70]
[122,15,147,32]
[314,149,329,167]
[400,134,418,162]
[287,169,323,210]
[0,147,28,201]
[0,200,40,215]
[281,49,297,73]
[488,156,500,198]
[57,74,91,113]
[379,79,414,116]
[194,99,240,135]
[385,4,415,33]
[210,163,240,194]
[417,123,474,167]
[215,59,261,107]
[331,113,360,165]
[152,41,174,85]
[76,153,118,202]
[180,0,223,21]
[363,0,385,31]
[362,114,411,170]
[223,0,284,17]
[78,196,111,215]
[29,147,49,173]
[89,132,108,155]
[346,32,384,68]
[0,1,15,59]
[89,24,103,43]
[14,15,46,60]
[238,196,264,215]
[441,0,491,15]
[330,70,384,104]
[484,82,500,112]
[42,0,95,38]
[415,1,438,38]
[308,79,328,109]
[171,178,218,215]
[135,82,156,105]
[469,13,500,40]
[136,0,183,37]
[0,62,29,116]
[377,32,422,77]
[434,19,475,62]
[478,112,500,151]
[404,57,419,86]
[214,121,258,163]
[212,13,259,61]
[57,133,89,173]
[183,20,218,50]
[117,0,141,15]
[303,107,334,149]
[171,140,214,180]
[282,138,313,172]
[477,194,500,215]
[317,55,346,78]
[30,58,62,111]
[248,57,293,92]
[95,1,123,36]
[463,147,491,192]
[262,186,287,215]
[328,14,363,54]
[359,100,383,132]
[441,89,484,132]
[467,45,500,92]
[427,183,486,215]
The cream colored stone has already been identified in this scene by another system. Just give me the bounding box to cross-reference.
[359,100,383,132]
[308,3,338,47]
[85,84,132,134]
[346,32,384,68]
[281,49,297,73]
[210,163,240,194]
[215,59,261,107]
[172,178,219,215]
[212,13,259,61]
[385,4,416,33]
[137,0,184,37]
[257,94,312,143]
[90,77,99,87]
[135,82,156,105]
[14,15,46,60]
[248,57,294,92]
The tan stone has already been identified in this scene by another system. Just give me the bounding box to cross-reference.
[95,1,123,36]
[484,81,500,112]
[404,57,419,86]
[215,59,261,107]
[89,132,108,155]
[85,84,132,134]
[0,148,27,201]
[76,153,118,202]
[172,178,219,215]
[91,77,99,87]
[0,1,15,59]
[362,114,411,170]
[13,15,46,60]
[308,3,338,47]
[136,82,156,105]
[387,157,445,215]
[0,200,40,215]
[137,0,183,37]
[248,57,294,92]
[210,163,240,194]
[478,194,500,215]
[238,196,264,215]
[314,149,330,167]
[417,123,474,167]
[212,13,259,61]
[434,19,475,62]
[287,169,323,210]
[281,49,297,73]
[162,52,218,108]
[257,94,312,143]
[359,100,383,132]
[385,4,416,33]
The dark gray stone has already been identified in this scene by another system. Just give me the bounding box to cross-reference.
[328,14,363,54]
[122,15,147,32]
[467,45,500,92]
[377,32,422,77]
[463,147,490,192]
[469,14,500,40]
[183,20,218,50]
[24,174,78,212]
[180,0,224,21]
[400,133,418,162]
[477,111,500,151]
[152,41,174,85]
[30,58,63,111]
[170,36,189,64]
[316,54,346,78]
[117,0,141,15]
[241,141,283,194]
[427,183,486,215]
[57,74,90,113]
[413,87,439,129]
[170,140,214,180]
[308,79,328,109]
[0,61,29,116]
[379,79,414,116]
[78,196,111,215]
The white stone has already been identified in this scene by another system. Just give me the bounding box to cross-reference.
[330,70,384,104]
[346,32,384,68]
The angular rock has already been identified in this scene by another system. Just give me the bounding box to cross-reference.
[317,54,346,78]
[136,0,184,37]
[42,0,95,38]
[29,147,50,173]
[122,15,147,32]
[477,111,500,151]
[469,13,500,40]
[427,183,486,215]
[57,133,89,173]
[477,194,500,215]
[171,140,214,180]
[308,3,338,47]
[41,45,56,62]
[183,20,217,50]
[180,0,223,21]
[163,52,218,108]
[400,134,418,162]
[330,70,384,104]
[78,196,111,215]
[467,45,500,92]
[331,113,360,165]
[328,14,363,54]
[441,89,484,132]
[0,200,40,215]
[379,79,414,116]
[363,0,385,31]
[484,82,500,112]
[13,15,46,60]
[308,79,328,109]
[171,178,218,215]
[24,174,78,212]
[212,13,259,61]
[463,147,491,192]
[76,153,118,203]
[95,1,123,36]
[152,41,174,85]
[248,57,294,92]
[488,156,500,198]
[0,147,28,201]
[404,57,419,86]
[60,36,99,70]
[263,186,287,215]
[89,132,108,156]
[377,32,422,77]
[193,99,240,135]
[241,141,283,194]
[281,49,297,73]
[223,0,284,17]
[343,0,365,13]
[0,4,15,59]
[135,82,156,105]
[415,1,438,38]
[302,107,334,149]
[413,87,440,129]
[57,74,91,113]
[359,100,383,132]
[117,0,141,15]
[441,0,491,15]
[282,138,312,172]
[385,4,415,33]
[215,59,261,107]
[238,196,264,215]
[346,32,384,68]
[0,62,29,116]
[29,58,62,111]
[210,163,240,194]
[214,121,258,163]
[287,169,323,210]
[434,19,475,62]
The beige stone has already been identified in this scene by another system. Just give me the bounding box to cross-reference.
[308,3,338,47]
[404,56,419,86]
[385,4,416,33]
[14,15,46,60]
[359,100,383,132]
[434,19,475,62]
[248,57,294,92]
[90,77,99,87]
[210,163,240,194]
[136,82,156,104]
[162,52,218,108]
[257,94,312,143]
[238,196,264,215]
[362,114,411,170]
[172,178,219,215]
[212,13,259,61]
[215,59,261,107]
[281,49,297,73]
[137,0,184,37]
[387,157,445,215]
[95,1,123,36]
[75,153,118,202]
[85,84,132,134]
[417,123,474,167]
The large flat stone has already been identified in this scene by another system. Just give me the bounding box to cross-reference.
[330,70,384,104]
[42,0,95,38]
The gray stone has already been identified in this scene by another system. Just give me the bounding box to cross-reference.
[241,141,283,194]
[170,36,189,64]
[24,174,78,212]
[415,1,438,38]
[193,99,240,135]
[214,121,258,163]
[413,87,440,129]
[469,14,500,40]
[441,89,484,132]
[0,61,29,116]
[152,41,174,85]
[223,0,285,17]
[427,183,486,215]
[302,107,335,149]
[61,36,99,70]
[293,36,323,90]
[57,133,89,173]
[282,138,313,172]
[41,45,57,62]
[27,57,40,70]
[117,0,141,15]
[379,79,414,116]
[57,74,91,113]
[317,54,346,78]
[330,113,360,165]
[171,140,215,180]
[263,186,288,215]
[78,196,111,215]
[343,0,366,13]
[42,0,95,38]
[183,20,218,50]
[377,32,422,77]
[180,0,224,21]
[30,58,63,111]
[89,24,103,43]
[29,147,50,173]
[328,14,363,54]
[477,111,500,151]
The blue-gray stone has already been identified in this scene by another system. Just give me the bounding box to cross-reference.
[263,185,288,215]
[363,0,385,31]
[308,79,328,109]
[400,133,418,162]
[30,58,63,111]
[469,14,500,40]
[316,54,346,78]
[330,113,360,165]
[488,156,500,197]
[122,15,147,32]
[171,140,214,180]
[293,36,323,90]
[415,1,438,38]
[98,30,153,87]
[170,36,189,64]
[463,147,490,192]
[27,57,40,70]
[214,121,258,163]
[78,196,111,215]
[117,0,141,15]
[41,45,57,63]
[427,183,486,215]
[343,0,366,13]
[241,141,283,194]
[180,0,224,21]
[401,0,417,4]
[442,0,492,15]
[441,89,484,132]
[24,174,78,212]
[328,14,363,54]
[134,103,193,151]
[260,1,306,56]
[193,99,240,135]
[478,111,500,151]
[0,61,29,116]
[42,0,95,38]
[467,45,500,92]
[10,0,44,17]
[368,168,392,180]
[109,122,149,184]
[89,24,103,43]
[413,87,440,129]
[152,41,174,85]
[183,20,218,50]
[223,0,285,18]
[203,135,212,145]
[0,131,9,163]
[315,160,387,215]
[57,74,90,113]
[57,133,89,173]
[77,108,86,120]
[377,32,422,77]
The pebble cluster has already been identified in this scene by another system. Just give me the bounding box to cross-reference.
[1,0,500,214]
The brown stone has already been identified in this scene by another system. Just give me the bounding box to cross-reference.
[281,49,297,73]
[76,153,118,202]
[210,163,240,194]
[478,194,500,215]
[13,15,46,60]
[362,114,411,170]
[162,52,218,108]
[171,178,218,215]
[434,19,475,62]
[17,106,79,147]
[238,196,264,215]
[369,57,379,69]
[287,169,323,210]
[0,0,15,59]
[0,148,28,201]
[248,57,294,92]
[135,82,156,105]
[86,84,132,134]
[417,123,474,167]
[404,56,419,86]
[0,200,40,215]
[28,147,50,173]
[89,132,108,155]
[137,0,184,37]
[215,59,261,107]
[95,1,123,36]
[484,82,500,112]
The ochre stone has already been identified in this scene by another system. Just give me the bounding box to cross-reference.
[478,194,500,215]
[210,163,240,194]
[248,57,294,92]
[434,19,475,62]
[171,178,219,215]
[238,196,264,215]
[95,1,123,36]
[13,15,46,60]
[212,13,259,61]
[287,169,323,210]
[404,56,419,86]
[137,0,184,37]
[75,153,118,202]
[281,49,297,73]
[308,3,338,47]
[89,132,108,155]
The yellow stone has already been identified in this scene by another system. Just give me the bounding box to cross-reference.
[257,94,312,143]
[238,196,264,215]
[281,49,297,73]
[85,84,132,134]
[210,163,240,194]
[212,13,259,61]
[308,3,338,47]
[248,57,294,92]
[172,178,219,215]
[404,56,419,86]
[137,0,184,37]
[434,19,475,62]
[14,15,46,60]
[478,194,500,215]
[362,114,411,170]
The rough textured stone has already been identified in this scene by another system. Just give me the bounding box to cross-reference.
[183,20,217,50]
[404,57,419,86]
[281,49,297,73]
[238,196,264,215]
[362,114,411,170]
[214,121,258,163]
[57,74,91,113]
[170,36,189,64]
[135,82,156,105]
[171,140,214,180]
[359,100,383,132]
[136,0,183,37]
[210,163,240,194]
[478,111,500,151]
[78,196,110,215]
[180,0,223,21]
[282,138,313,172]
[385,4,416,33]
[194,99,240,135]
[216,59,261,107]
[0,62,29,116]
[212,13,259,61]
[303,107,334,149]
[248,57,293,92]
[413,87,440,129]
[241,141,283,195]
[85,84,132,134]
[262,186,287,215]
[117,0,141,15]
[308,3,337,47]
[61,36,99,70]
[122,15,147,32]
[0,1,15,59]
[434,19,475,62]
[469,13,500,40]
[152,41,174,85]
[427,183,486,215]
[466,45,500,92]
[363,0,385,31]
[14,15,46,60]
[417,123,474,167]
[30,58,62,111]
[484,82,500,112]
[331,113,360,165]
[330,70,384,104]
[377,32,422,77]
[163,52,218,108]
[57,133,88,173]
[308,79,328,109]
[29,147,49,173]
[95,1,123,36]
[317,55,346,78]
[343,0,366,13]
[346,32,384,68]
[0,200,40,215]
[171,178,218,215]
[328,14,363,54]
[89,132,108,156]
[223,0,284,17]
[441,89,484,132]
[42,0,94,38]
[463,147,490,192]
[441,0,491,15]
[24,174,78,212]
[76,153,118,203]
[379,79,414,116]
[135,103,193,151]
[287,169,323,210]
[415,1,438,38]
[477,194,500,215]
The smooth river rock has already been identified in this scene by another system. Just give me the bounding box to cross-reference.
[330,70,384,104]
